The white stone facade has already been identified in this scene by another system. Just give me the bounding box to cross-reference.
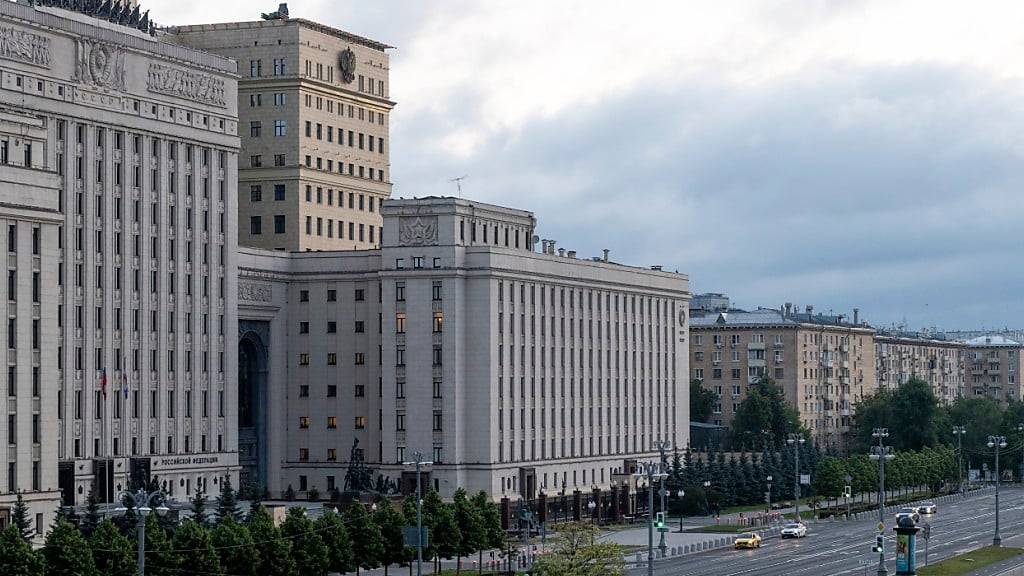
[0,0,240,524]
[239,197,690,499]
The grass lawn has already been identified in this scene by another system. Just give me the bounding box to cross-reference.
[917,546,1023,575]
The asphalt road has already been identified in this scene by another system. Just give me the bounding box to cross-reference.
[631,487,1024,576]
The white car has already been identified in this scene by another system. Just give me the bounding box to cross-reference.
[917,503,937,515]
[780,522,808,539]
[895,507,920,524]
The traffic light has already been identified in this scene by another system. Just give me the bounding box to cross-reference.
[655,512,665,530]
[872,534,884,553]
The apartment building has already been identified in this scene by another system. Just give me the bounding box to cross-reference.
[874,330,965,404]
[237,197,690,499]
[689,306,875,448]
[0,0,240,523]
[170,6,393,251]
[963,335,1024,402]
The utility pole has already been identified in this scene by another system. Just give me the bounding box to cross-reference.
[634,459,668,576]
[988,435,1007,547]
[114,489,168,576]
[403,451,433,576]
[870,428,894,576]
[953,426,966,497]
[786,433,805,522]
[654,440,670,556]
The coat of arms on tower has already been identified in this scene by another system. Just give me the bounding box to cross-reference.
[399,217,439,246]
[339,47,356,84]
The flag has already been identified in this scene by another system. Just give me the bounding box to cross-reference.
[122,372,129,399]
[100,368,107,398]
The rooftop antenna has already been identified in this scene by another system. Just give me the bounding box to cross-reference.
[449,175,468,197]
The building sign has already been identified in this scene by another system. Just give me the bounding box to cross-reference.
[150,453,237,472]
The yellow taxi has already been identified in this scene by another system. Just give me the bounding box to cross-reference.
[734,532,762,550]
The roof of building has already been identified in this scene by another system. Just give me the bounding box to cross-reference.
[690,308,867,330]
[965,335,1022,347]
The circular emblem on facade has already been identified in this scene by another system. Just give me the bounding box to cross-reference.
[339,47,356,84]
[678,310,687,327]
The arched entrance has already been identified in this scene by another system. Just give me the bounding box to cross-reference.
[238,321,269,492]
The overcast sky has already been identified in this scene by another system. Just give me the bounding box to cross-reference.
[145,0,1024,330]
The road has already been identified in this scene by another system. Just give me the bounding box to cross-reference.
[631,487,1024,576]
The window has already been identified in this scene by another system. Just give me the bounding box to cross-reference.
[299,322,309,334]
[299,385,309,397]
[274,184,286,201]
[327,449,337,461]
[432,346,443,366]
[274,92,286,105]
[432,411,443,431]
[274,154,285,166]
[327,353,337,365]
[354,416,366,429]
[433,312,444,333]
[250,155,262,168]
[395,283,405,302]
[273,58,286,75]
[299,353,309,365]
[354,321,364,333]
[432,282,442,301]
[299,448,309,461]
[327,385,337,397]
[274,215,285,234]
[396,413,406,431]
[354,384,365,397]
[249,59,262,77]
[299,290,309,302]
[274,120,286,136]
[327,321,337,333]
[250,185,262,202]
[299,417,310,429]
[250,121,261,137]
[354,353,365,365]
[413,256,423,269]
[433,380,442,399]
[327,416,337,429]
[250,216,262,235]
[395,313,406,334]
[327,290,337,302]
[396,347,406,366]
[433,257,442,269]
[354,289,365,301]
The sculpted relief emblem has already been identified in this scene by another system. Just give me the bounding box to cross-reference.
[398,217,439,246]
[0,25,51,68]
[238,282,273,302]
[339,47,356,84]
[74,39,126,90]
[147,64,227,108]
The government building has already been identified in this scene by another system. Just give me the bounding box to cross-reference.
[0,0,240,534]
[238,197,691,499]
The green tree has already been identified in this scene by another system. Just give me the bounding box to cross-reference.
[890,377,940,451]
[11,492,32,542]
[472,490,504,573]
[247,506,297,576]
[431,503,462,571]
[731,377,803,448]
[43,519,98,576]
[0,524,43,576]
[690,379,718,423]
[811,457,846,508]
[452,488,485,574]
[137,512,178,576]
[315,510,354,575]
[80,485,102,537]
[89,519,134,575]
[281,507,329,576]
[852,388,896,451]
[373,498,409,575]
[211,516,258,576]
[531,522,624,576]
[172,520,222,575]
[190,486,209,527]
[216,476,242,523]
[419,490,444,564]
[345,502,384,574]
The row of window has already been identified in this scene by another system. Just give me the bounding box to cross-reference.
[248,153,386,182]
[304,94,386,125]
[304,216,376,243]
[68,433,225,460]
[694,367,785,380]
[303,185,377,211]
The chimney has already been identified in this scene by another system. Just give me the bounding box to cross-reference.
[549,240,557,255]
[854,308,860,325]
[785,303,792,317]
[540,240,549,254]
[602,249,610,262]
[806,305,813,314]
[567,250,576,259]
[558,248,565,257]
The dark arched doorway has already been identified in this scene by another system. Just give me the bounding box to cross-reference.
[238,322,269,492]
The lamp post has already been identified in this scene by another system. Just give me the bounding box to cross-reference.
[952,426,966,496]
[654,440,670,557]
[786,433,805,522]
[403,451,434,576]
[844,474,853,520]
[114,489,169,576]
[1017,424,1024,485]
[703,480,712,517]
[870,428,895,576]
[634,460,668,576]
[676,489,685,533]
[988,435,1007,547]
[766,475,773,515]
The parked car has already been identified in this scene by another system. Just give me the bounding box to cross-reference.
[780,523,808,539]
[734,532,763,549]
[917,502,937,515]
[895,507,920,524]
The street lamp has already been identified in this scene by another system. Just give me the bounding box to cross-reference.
[653,440,670,557]
[587,499,596,523]
[676,489,685,533]
[1017,424,1024,485]
[634,460,669,576]
[114,489,169,576]
[870,428,895,576]
[987,435,1008,547]
[766,475,773,515]
[403,451,434,576]
[703,480,712,517]
[786,433,805,522]
[952,426,967,496]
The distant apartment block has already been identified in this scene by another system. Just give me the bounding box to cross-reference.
[963,335,1024,401]
[874,330,965,404]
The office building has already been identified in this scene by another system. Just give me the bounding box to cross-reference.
[0,0,240,531]
[237,197,690,499]
[169,5,393,252]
